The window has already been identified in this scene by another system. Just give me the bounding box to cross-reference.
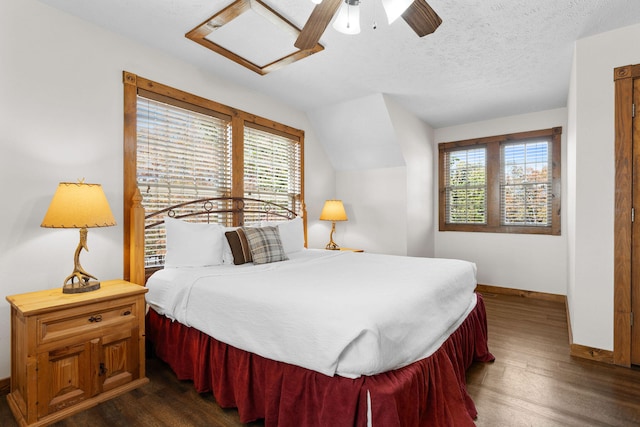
[243,124,302,223]
[443,146,487,224]
[136,96,233,267]
[501,140,552,226]
[123,72,304,270]
[439,127,561,235]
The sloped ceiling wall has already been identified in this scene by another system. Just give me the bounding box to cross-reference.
[307,93,405,171]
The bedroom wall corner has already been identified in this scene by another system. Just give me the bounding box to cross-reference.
[384,95,436,258]
[330,96,436,257]
[304,126,338,250]
[565,46,578,342]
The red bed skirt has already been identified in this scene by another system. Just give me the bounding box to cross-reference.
[146,293,494,426]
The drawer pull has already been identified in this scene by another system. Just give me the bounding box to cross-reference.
[122,310,131,316]
[88,315,103,323]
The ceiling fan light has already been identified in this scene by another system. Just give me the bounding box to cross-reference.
[332,2,361,35]
[381,0,413,24]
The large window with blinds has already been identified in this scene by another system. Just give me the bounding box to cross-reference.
[438,127,561,235]
[123,72,304,270]
[137,96,233,211]
[136,96,234,266]
[243,125,302,223]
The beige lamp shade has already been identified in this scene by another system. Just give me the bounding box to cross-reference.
[319,200,348,222]
[41,182,116,229]
[41,181,116,293]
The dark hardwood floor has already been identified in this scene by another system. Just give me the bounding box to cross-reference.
[3,293,640,426]
[469,293,640,427]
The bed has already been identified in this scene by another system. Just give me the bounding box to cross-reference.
[128,193,494,426]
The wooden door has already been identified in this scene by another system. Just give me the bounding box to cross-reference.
[631,74,640,364]
[614,64,640,366]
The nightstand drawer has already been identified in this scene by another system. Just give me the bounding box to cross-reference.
[38,302,136,345]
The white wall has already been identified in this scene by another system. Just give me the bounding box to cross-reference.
[434,108,568,296]
[336,167,408,255]
[566,22,640,351]
[0,0,334,378]
[566,50,578,337]
[384,96,436,258]
[330,99,436,257]
[308,94,405,171]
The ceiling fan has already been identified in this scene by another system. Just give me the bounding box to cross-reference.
[295,0,442,50]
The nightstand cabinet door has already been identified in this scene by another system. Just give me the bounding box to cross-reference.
[100,326,139,393]
[37,342,93,418]
[6,280,149,427]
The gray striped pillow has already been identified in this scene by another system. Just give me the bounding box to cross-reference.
[242,226,288,264]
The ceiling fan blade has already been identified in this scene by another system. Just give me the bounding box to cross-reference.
[295,0,342,50]
[402,0,442,37]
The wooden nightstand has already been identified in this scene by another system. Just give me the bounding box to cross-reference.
[6,280,148,427]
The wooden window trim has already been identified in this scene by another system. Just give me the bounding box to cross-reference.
[185,0,324,75]
[122,71,305,280]
[439,127,562,235]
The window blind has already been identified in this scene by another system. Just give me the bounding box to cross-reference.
[137,96,233,267]
[243,125,301,224]
[444,147,487,224]
[500,140,551,226]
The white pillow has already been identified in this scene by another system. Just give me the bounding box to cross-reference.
[164,216,225,268]
[261,217,304,255]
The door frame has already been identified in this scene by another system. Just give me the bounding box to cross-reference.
[614,64,640,366]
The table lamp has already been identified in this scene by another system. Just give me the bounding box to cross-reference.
[319,199,348,250]
[41,181,116,294]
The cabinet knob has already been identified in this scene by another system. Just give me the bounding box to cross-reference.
[88,315,103,323]
[123,310,131,316]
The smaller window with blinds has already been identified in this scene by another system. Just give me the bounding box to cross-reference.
[444,147,487,225]
[501,140,551,226]
[439,127,561,235]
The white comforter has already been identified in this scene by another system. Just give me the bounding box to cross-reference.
[146,249,477,378]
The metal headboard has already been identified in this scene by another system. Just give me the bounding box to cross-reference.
[129,188,305,285]
[144,196,297,228]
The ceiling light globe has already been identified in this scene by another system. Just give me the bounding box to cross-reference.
[381,0,413,24]
[332,2,361,35]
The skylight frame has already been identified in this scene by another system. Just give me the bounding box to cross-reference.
[186,0,323,75]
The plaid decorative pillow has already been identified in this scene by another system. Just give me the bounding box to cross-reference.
[225,228,253,265]
[242,226,288,264]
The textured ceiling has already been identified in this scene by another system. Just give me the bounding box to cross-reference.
[37,0,640,129]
